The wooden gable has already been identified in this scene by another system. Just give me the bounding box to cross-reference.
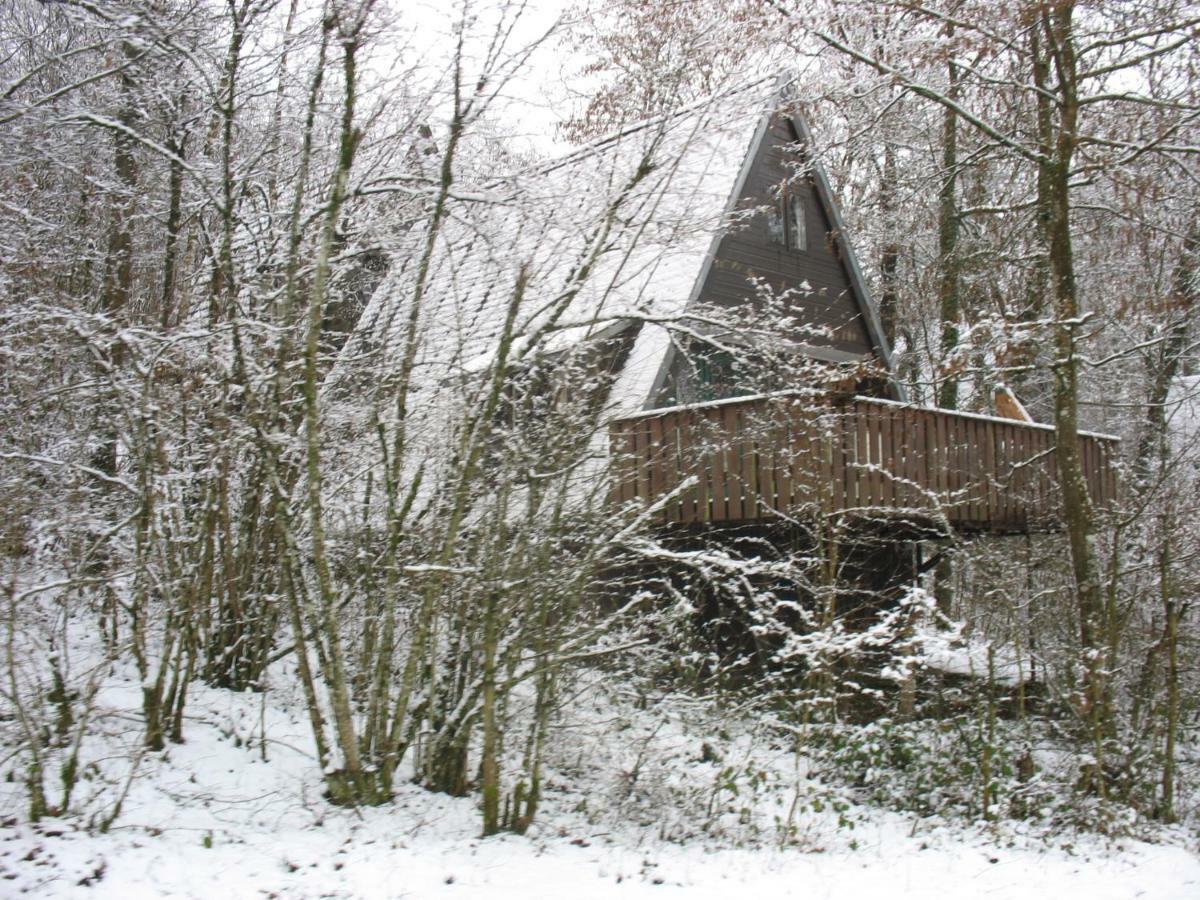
[697,113,877,360]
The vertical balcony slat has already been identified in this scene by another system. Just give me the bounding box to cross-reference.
[828,401,844,516]
[879,405,895,509]
[663,416,682,525]
[776,402,793,513]
[982,417,996,526]
[648,415,666,520]
[742,402,758,519]
[708,407,727,523]
[855,401,868,509]
[722,403,742,521]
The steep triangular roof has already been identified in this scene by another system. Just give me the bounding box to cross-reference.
[350,78,784,397]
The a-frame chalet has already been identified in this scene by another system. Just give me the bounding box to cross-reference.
[348,76,1117,544]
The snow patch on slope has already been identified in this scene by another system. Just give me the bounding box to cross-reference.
[1,664,1197,898]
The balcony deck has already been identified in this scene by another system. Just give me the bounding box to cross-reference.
[609,393,1119,535]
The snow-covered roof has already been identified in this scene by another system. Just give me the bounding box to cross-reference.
[346,75,783,419]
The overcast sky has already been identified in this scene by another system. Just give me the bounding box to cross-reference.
[393,0,580,155]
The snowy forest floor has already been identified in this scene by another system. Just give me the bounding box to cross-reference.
[2,667,1198,899]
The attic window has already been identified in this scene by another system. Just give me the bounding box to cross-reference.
[768,184,807,252]
[767,203,785,245]
[787,194,807,251]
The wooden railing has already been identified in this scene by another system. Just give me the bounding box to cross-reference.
[609,394,1119,534]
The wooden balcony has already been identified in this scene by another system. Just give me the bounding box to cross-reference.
[609,393,1119,535]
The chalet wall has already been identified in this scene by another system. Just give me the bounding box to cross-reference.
[697,116,874,358]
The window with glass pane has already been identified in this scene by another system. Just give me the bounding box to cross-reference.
[767,204,785,245]
[788,194,806,251]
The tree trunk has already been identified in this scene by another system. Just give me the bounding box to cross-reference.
[934,39,960,618]
[479,588,501,835]
[878,142,899,348]
[1132,215,1197,488]
[936,35,960,412]
[1034,2,1110,777]
[1158,527,1179,822]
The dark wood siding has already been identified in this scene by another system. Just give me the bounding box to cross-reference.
[696,116,874,358]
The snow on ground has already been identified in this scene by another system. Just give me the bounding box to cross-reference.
[913,622,1028,685]
[0,669,1197,899]
[6,809,1198,900]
